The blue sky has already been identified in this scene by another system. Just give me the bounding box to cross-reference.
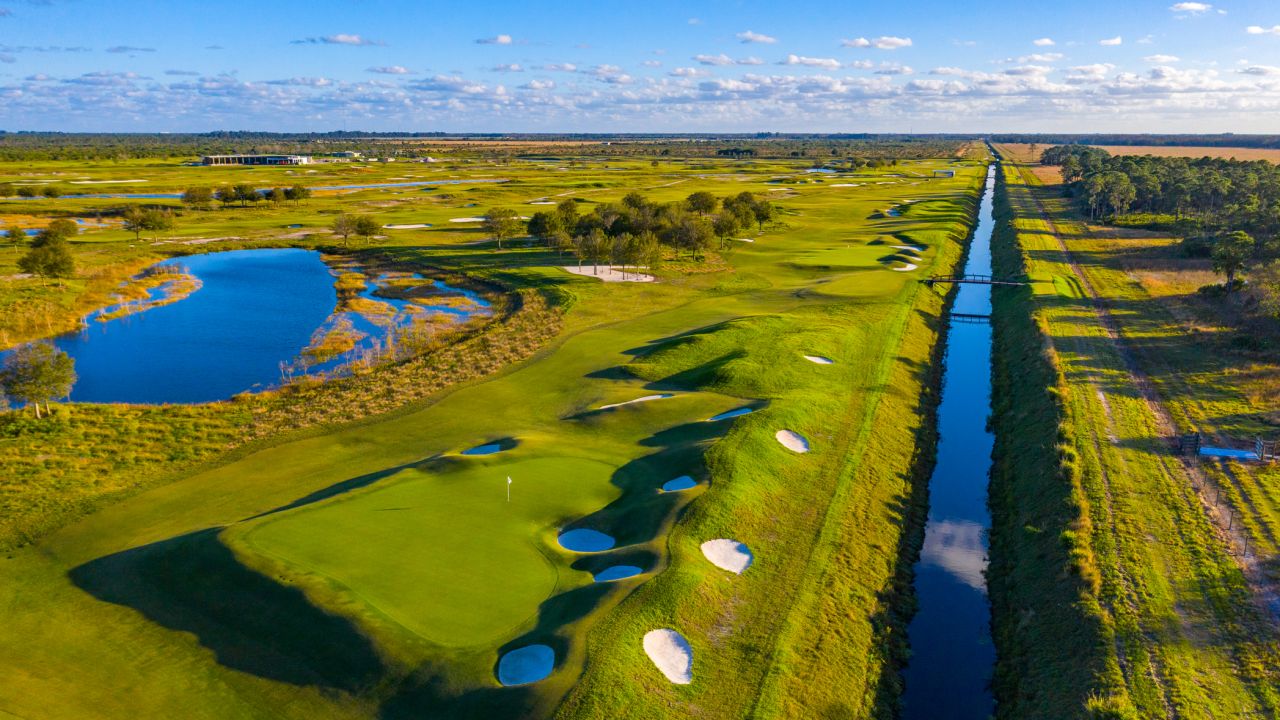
[1,0,1279,132]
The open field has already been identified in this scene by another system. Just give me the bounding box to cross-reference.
[989,144,1280,718]
[1000,141,1280,164]
[0,149,988,718]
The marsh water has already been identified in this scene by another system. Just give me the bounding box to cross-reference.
[900,163,997,719]
[9,248,488,404]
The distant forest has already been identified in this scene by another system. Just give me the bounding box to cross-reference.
[992,134,1280,149]
[0,131,969,162]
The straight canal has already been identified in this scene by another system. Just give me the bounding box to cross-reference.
[901,161,998,719]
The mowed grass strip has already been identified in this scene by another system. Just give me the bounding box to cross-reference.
[990,150,1280,718]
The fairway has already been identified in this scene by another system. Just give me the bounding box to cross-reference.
[0,143,988,719]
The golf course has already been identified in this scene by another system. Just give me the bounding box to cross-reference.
[0,142,991,718]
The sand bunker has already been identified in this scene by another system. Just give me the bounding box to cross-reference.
[643,629,693,684]
[529,200,557,205]
[561,266,654,283]
[497,644,555,686]
[775,430,810,453]
[890,245,922,254]
[892,263,918,272]
[661,476,698,492]
[803,355,834,365]
[558,528,616,552]
[598,393,673,410]
[68,179,148,184]
[383,223,432,229]
[449,216,486,223]
[830,183,860,187]
[735,238,755,243]
[594,565,644,582]
[462,443,504,456]
[700,539,754,574]
[708,407,754,422]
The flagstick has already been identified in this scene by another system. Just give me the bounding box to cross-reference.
[507,476,512,503]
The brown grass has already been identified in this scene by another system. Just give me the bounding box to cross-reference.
[1092,145,1280,162]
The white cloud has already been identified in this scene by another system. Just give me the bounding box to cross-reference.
[476,34,513,45]
[1099,36,1123,46]
[1144,54,1180,63]
[1066,63,1115,82]
[668,66,708,77]
[687,17,701,25]
[541,63,577,72]
[521,79,554,90]
[642,60,662,68]
[782,54,842,69]
[1246,25,1280,35]
[367,66,412,75]
[1033,38,1055,46]
[1170,2,1212,14]
[736,30,777,44]
[1238,65,1280,75]
[1005,65,1052,76]
[844,36,913,50]
[875,64,913,75]
[693,53,764,66]
[292,34,385,46]
[492,63,523,72]
[930,66,967,75]
[1021,53,1063,63]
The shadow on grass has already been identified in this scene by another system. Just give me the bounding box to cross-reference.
[68,528,385,693]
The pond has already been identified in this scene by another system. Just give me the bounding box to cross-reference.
[6,249,489,404]
[900,163,997,719]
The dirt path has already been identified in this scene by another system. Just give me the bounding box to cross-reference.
[1014,161,1280,623]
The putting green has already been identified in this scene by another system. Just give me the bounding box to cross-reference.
[235,455,620,646]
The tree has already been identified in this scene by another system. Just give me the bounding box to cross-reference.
[122,208,175,241]
[482,207,521,250]
[36,219,77,244]
[686,191,718,216]
[216,186,237,208]
[670,216,714,260]
[1211,230,1254,291]
[713,212,741,250]
[751,199,776,231]
[232,183,259,206]
[181,186,215,209]
[0,184,14,198]
[284,184,311,204]
[16,186,36,198]
[42,185,62,198]
[0,341,76,419]
[331,214,357,246]
[5,225,24,253]
[18,237,75,283]
[268,187,287,205]
[526,211,561,245]
[353,215,380,244]
[555,198,579,229]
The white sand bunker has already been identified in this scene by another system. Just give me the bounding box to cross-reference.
[803,355,834,365]
[598,393,673,410]
[890,245,922,254]
[735,237,755,243]
[68,179,148,184]
[830,183,860,187]
[775,430,810,453]
[892,263,918,272]
[449,216,486,223]
[561,266,654,283]
[497,644,555,686]
[700,539,754,574]
[643,629,693,684]
[529,200,557,205]
[383,223,432,229]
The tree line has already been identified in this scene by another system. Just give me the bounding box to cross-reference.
[486,190,776,271]
[1041,144,1280,297]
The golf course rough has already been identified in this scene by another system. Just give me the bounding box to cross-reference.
[0,151,992,720]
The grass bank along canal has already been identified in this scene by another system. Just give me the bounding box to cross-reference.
[901,162,997,719]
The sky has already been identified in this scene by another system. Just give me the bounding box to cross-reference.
[1,0,1279,133]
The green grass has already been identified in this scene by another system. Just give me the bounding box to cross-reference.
[988,149,1280,719]
[0,152,988,719]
